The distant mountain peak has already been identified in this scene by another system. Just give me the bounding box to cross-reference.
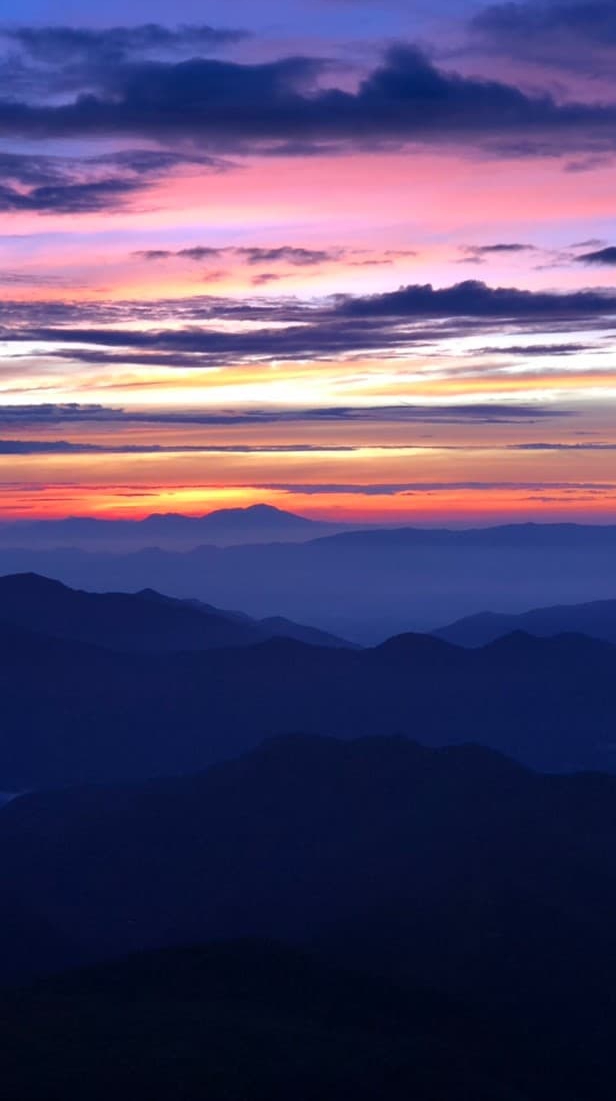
[233,503,294,516]
[199,502,313,525]
[138,502,308,524]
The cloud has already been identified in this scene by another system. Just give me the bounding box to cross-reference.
[466,243,534,254]
[251,272,282,286]
[0,438,357,455]
[471,1,616,48]
[136,244,341,266]
[0,271,69,287]
[4,24,247,64]
[0,402,572,431]
[335,279,616,319]
[238,246,340,266]
[0,148,221,213]
[576,246,616,265]
[137,245,223,261]
[3,279,616,368]
[475,342,592,355]
[460,243,536,263]
[469,1,616,75]
[0,439,103,453]
[1,42,616,155]
[258,480,616,495]
[0,24,249,100]
[509,441,616,451]
[17,320,411,363]
[0,176,143,214]
[473,341,590,354]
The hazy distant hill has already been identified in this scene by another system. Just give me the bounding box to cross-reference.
[2,735,616,1098]
[1,612,616,786]
[0,941,529,1101]
[320,522,616,549]
[435,596,616,647]
[1,521,615,639]
[0,503,341,551]
[0,573,351,653]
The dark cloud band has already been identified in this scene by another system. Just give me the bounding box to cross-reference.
[1,42,616,155]
[0,401,572,430]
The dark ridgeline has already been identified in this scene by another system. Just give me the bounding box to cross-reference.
[0,572,351,652]
[2,572,616,1098]
[2,735,616,1097]
[0,575,615,786]
[436,596,616,646]
[3,510,615,554]
[1,520,616,640]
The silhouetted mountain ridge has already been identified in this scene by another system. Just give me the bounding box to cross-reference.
[0,503,342,550]
[0,604,615,784]
[2,521,615,639]
[317,521,616,549]
[436,596,616,647]
[0,573,351,653]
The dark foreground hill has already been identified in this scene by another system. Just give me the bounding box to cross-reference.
[436,596,616,647]
[2,736,616,1097]
[0,573,350,652]
[0,940,528,1101]
[1,616,616,786]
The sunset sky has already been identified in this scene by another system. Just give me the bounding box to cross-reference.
[2,0,616,523]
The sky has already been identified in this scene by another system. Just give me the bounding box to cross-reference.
[1,0,616,524]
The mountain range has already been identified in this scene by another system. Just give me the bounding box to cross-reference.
[2,566,616,1097]
[0,573,350,653]
[436,596,616,647]
[1,520,615,639]
[1,573,616,785]
[2,734,616,1098]
[0,504,341,550]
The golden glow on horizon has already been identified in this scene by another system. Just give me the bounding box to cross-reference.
[1,482,615,523]
[3,144,616,523]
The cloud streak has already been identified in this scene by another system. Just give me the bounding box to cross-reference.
[0,148,221,213]
[3,280,616,369]
[577,246,616,266]
[258,480,616,495]
[0,438,359,455]
[0,401,572,430]
[136,244,341,267]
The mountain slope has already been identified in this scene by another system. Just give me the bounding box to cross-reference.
[0,573,351,652]
[0,618,615,786]
[1,521,616,639]
[435,596,616,647]
[2,735,616,1096]
[0,940,529,1101]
